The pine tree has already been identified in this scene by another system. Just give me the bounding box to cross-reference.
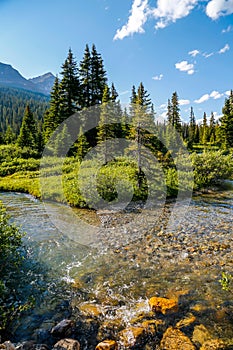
[53,124,72,156]
[59,48,80,120]
[220,91,233,148]
[43,76,61,143]
[97,85,115,163]
[168,92,181,132]
[188,106,196,147]
[90,44,107,105]
[201,112,209,145]
[79,44,92,108]
[209,111,216,144]
[76,126,90,161]
[17,106,37,149]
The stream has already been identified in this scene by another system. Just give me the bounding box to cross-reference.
[0,187,233,346]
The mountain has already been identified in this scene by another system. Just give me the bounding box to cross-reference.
[0,62,55,95]
[29,72,55,95]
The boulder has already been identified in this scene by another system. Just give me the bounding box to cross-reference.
[200,339,227,350]
[192,324,212,345]
[160,327,196,350]
[78,303,103,318]
[95,340,118,349]
[0,342,15,350]
[119,326,146,348]
[51,319,74,337]
[52,339,80,350]
[149,297,178,315]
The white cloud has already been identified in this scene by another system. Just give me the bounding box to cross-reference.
[206,0,233,20]
[195,94,210,104]
[218,43,230,53]
[222,25,233,33]
[119,90,130,96]
[175,60,195,74]
[113,0,149,40]
[114,0,233,40]
[159,103,167,110]
[195,90,224,104]
[188,49,200,57]
[225,90,231,96]
[152,74,163,81]
[180,99,190,105]
[152,0,199,29]
[210,90,223,99]
[203,52,214,58]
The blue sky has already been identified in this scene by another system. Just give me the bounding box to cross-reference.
[0,0,233,122]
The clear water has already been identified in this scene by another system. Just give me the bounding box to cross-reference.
[0,189,233,344]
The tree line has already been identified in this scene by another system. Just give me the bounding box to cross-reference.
[0,44,233,156]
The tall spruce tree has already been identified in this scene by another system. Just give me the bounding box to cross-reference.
[17,106,37,149]
[220,91,233,148]
[79,44,92,108]
[59,48,80,120]
[168,92,181,132]
[90,44,107,105]
[97,85,116,163]
[201,112,209,145]
[43,76,61,143]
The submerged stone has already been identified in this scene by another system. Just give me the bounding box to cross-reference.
[119,326,146,348]
[149,297,178,315]
[52,339,80,350]
[95,340,118,349]
[50,319,74,337]
[200,339,227,350]
[160,327,196,350]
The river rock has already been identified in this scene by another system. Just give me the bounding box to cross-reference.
[95,340,118,349]
[160,327,196,350]
[51,320,74,337]
[0,342,15,350]
[200,339,226,350]
[119,326,147,348]
[78,303,103,318]
[52,339,80,350]
[149,297,178,315]
[97,319,123,341]
[15,342,35,350]
[192,324,212,345]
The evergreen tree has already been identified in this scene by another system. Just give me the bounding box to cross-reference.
[17,106,37,149]
[59,48,80,120]
[97,85,116,163]
[76,126,90,161]
[53,124,72,156]
[79,44,92,108]
[4,126,16,144]
[209,111,216,144]
[167,92,181,132]
[220,91,233,148]
[201,112,209,145]
[43,76,61,143]
[188,106,196,147]
[90,44,107,105]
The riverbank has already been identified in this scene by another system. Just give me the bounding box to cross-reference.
[0,151,232,209]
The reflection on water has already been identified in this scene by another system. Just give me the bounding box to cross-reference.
[0,189,232,343]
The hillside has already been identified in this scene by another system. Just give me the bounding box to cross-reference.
[0,86,49,134]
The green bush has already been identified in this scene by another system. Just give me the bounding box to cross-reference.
[192,150,233,189]
[0,202,32,334]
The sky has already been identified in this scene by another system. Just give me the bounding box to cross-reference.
[0,0,233,122]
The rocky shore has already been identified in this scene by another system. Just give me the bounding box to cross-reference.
[1,291,233,349]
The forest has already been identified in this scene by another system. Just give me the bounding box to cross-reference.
[0,44,232,206]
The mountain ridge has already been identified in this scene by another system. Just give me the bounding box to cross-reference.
[0,62,55,95]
